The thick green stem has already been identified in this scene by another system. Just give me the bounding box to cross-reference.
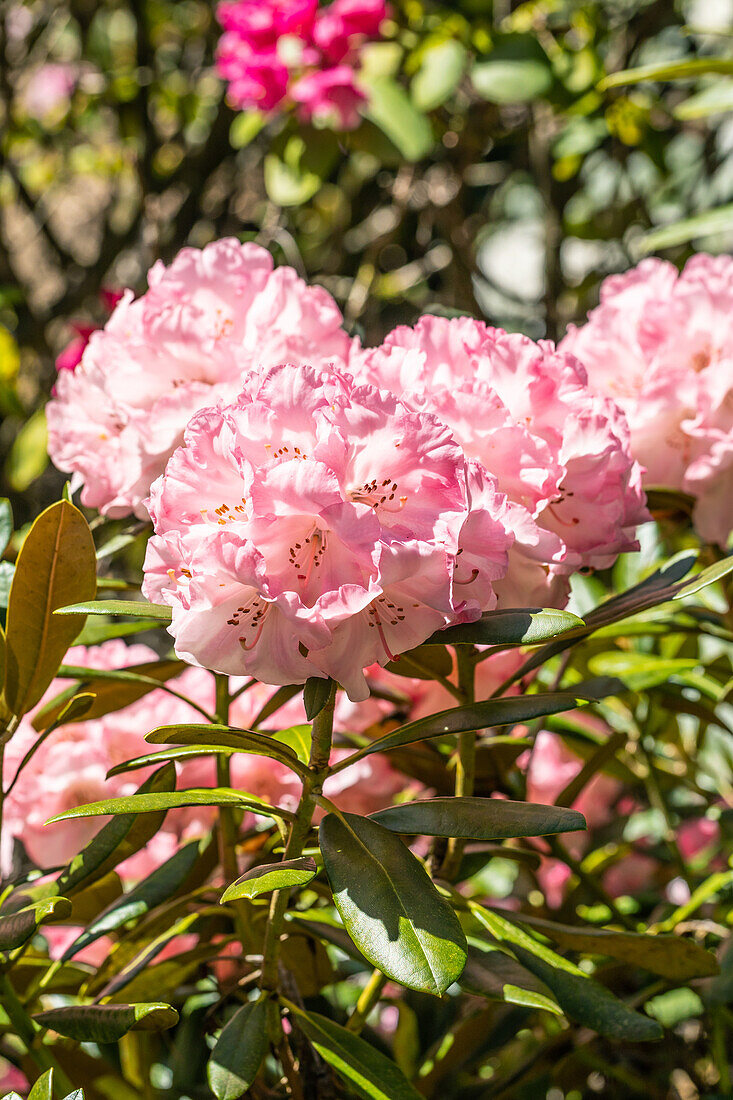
[0,974,74,1095]
[440,648,477,880]
[260,680,337,996]
[346,968,387,1033]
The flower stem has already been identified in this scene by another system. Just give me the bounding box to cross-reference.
[440,647,477,880]
[260,679,337,997]
[346,968,387,1033]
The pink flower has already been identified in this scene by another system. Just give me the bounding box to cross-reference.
[560,254,733,545]
[21,62,76,120]
[353,316,648,606]
[291,65,366,129]
[47,239,354,519]
[215,0,386,127]
[143,363,513,699]
[0,1062,27,1096]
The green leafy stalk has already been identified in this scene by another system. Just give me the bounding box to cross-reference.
[440,646,476,879]
[260,679,337,997]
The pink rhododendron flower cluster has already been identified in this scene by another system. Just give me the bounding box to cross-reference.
[47,239,353,519]
[561,254,733,545]
[351,316,649,607]
[216,0,388,129]
[143,362,513,699]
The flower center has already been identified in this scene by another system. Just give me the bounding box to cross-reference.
[349,477,407,513]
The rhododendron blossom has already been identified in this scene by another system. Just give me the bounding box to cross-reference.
[216,0,387,127]
[561,254,733,545]
[352,316,648,606]
[47,239,353,519]
[143,363,514,699]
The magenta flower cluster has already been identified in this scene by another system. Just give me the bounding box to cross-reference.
[215,0,388,129]
[47,239,733,699]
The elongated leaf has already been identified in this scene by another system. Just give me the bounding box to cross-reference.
[334,693,584,768]
[107,745,237,777]
[62,837,211,960]
[509,943,663,1040]
[208,1000,268,1100]
[55,599,172,622]
[514,914,719,981]
[411,39,467,110]
[221,858,317,903]
[0,897,72,951]
[56,764,177,894]
[320,812,467,996]
[4,501,96,717]
[599,57,733,90]
[461,943,561,1014]
[74,616,162,646]
[27,1069,53,1100]
[32,659,186,730]
[145,724,304,773]
[587,653,700,692]
[674,554,733,599]
[386,645,452,681]
[283,1001,423,1100]
[34,1002,179,1043]
[252,684,302,726]
[47,788,294,826]
[363,77,434,161]
[426,608,584,647]
[371,797,586,839]
[303,676,332,721]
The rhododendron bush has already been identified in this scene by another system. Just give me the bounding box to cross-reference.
[3,3,733,1099]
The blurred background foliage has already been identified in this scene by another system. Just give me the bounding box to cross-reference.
[0,0,732,523]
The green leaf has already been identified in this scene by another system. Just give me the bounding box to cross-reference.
[303,676,332,721]
[4,501,96,717]
[145,724,305,773]
[587,652,700,692]
[272,723,312,763]
[674,80,733,119]
[599,57,733,90]
[27,1069,53,1100]
[282,1001,423,1100]
[34,1002,179,1043]
[0,897,72,951]
[229,111,265,148]
[74,616,162,646]
[47,789,294,826]
[0,561,14,610]
[32,659,187,730]
[335,692,584,766]
[637,204,733,253]
[221,858,317,903]
[508,944,663,1040]
[5,408,48,491]
[426,608,584,647]
[56,764,177,894]
[54,599,172,622]
[61,837,211,960]
[0,498,12,557]
[370,797,586,839]
[319,812,467,996]
[674,554,733,599]
[461,943,561,1015]
[208,1000,268,1100]
[386,644,453,680]
[252,683,303,727]
[264,130,337,207]
[471,34,553,104]
[513,914,719,981]
[411,40,467,111]
[363,77,434,161]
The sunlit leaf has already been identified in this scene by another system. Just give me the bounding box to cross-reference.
[34,1002,179,1043]
[221,858,317,903]
[208,1000,268,1100]
[371,797,586,839]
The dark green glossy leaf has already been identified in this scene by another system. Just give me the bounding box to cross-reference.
[32,659,186,730]
[4,501,96,717]
[370,797,586,839]
[515,914,719,981]
[47,788,294,826]
[208,1000,268,1100]
[426,608,584,647]
[386,645,453,681]
[221,858,317,903]
[303,676,332,721]
[334,693,584,767]
[61,837,211,960]
[34,1002,179,1043]
[282,1000,423,1100]
[509,943,663,1040]
[145,724,305,773]
[54,599,172,622]
[461,943,561,1015]
[0,897,72,951]
[320,812,467,996]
